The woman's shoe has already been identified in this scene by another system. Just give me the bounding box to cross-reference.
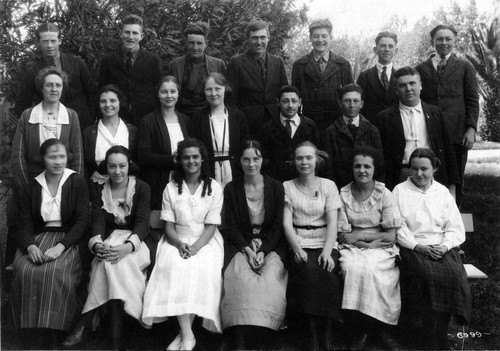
[62,325,89,348]
[180,337,196,351]
[166,334,183,350]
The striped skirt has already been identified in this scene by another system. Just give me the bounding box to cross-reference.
[399,247,471,323]
[10,231,83,330]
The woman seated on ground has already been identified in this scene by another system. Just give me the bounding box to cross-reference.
[393,148,471,350]
[83,84,136,184]
[337,146,403,350]
[142,138,224,351]
[10,138,89,348]
[190,72,248,187]
[221,140,288,350]
[62,145,151,349]
[137,75,189,212]
[283,141,343,351]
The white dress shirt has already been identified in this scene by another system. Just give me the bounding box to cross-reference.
[343,115,360,127]
[432,52,451,71]
[399,102,430,164]
[280,114,301,138]
[376,62,393,82]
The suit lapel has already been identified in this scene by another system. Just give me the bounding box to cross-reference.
[335,118,353,141]
[321,53,340,83]
[303,53,321,83]
[440,55,459,81]
[420,59,438,83]
[367,66,387,101]
[421,102,436,150]
[292,116,308,141]
[390,106,405,140]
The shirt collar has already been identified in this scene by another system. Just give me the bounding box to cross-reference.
[343,115,360,127]
[376,62,393,72]
[280,113,300,126]
[399,101,423,113]
[123,45,140,58]
[43,53,60,65]
[35,168,76,193]
[28,102,70,124]
[432,52,451,63]
[313,50,329,62]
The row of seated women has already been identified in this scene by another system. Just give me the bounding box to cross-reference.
[10,133,470,350]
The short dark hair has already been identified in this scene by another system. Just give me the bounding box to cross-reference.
[375,31,398,45]
[278,85,301,99]
[184,21,209,38]
[430,24,457,41]
[409,148,441,170]
[100,145,139,176]
[34,67,68,94]
[394,66,420,80]
[35,22,61,39]
[99,84,128,115]
[241,139,265,159]
[157,75,181,93]
[337,83,363,100]
[293,140,329,173]
[40,138,66,158]
[122,14,143,28]
[245,19,269,38]
[309,18,332,36]
[352,145,384,180]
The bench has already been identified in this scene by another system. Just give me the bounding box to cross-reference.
[461,213,488,279]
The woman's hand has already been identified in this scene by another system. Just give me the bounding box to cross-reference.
[367,237,392,249]
[318,251,335,272]
[94,243,110,261]
[44,243,65,262]
[293,248,308,264]
[414,244,443,260]
[177,243,192,259]
[27,244,45,265]
[338,232,359,245]
[430,244,448,258]
[107,243,134,264]
[248,251,265,271]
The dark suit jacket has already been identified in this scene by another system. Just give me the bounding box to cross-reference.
[356,65,398,122]
[291,51,353,130]
[82,120,137,181]
[190,106,248,180]
[223,175,286,269]
[99,48,162,126]
[226,51,288,136]
[260,114,319,182]
[325,116,383,189]
[136,109,189,210]
[373,102,459,190]
[14,53,98,130]
[416,55,479,144]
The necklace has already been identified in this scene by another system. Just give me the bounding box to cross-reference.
[295,178,320,197]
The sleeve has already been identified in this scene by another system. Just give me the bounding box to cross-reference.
[439,110,460,185]
[160,185,176,223]
[463,61,480,131]
[220,59,227,75]
[88,235,103,252]
[17,184,36,250]
[98,55,109,88]
[225,57,239,107]
[441,191,466,250]
[283,182,293,212]
[343,60,354,85]
[78,56,98,122]
[90,181,106,237]
[259,181,285,255]
[238,110,249,142]
[279,57,289,87]
[380,188,404,229]
[68,111,84,175]
[151,54,163,88]
[393,185,419,250]
[356,72,368,117]
[131,181,151,242]
[11,111,30,189]
[336,196,352,233]
[291,60,300,89]
[58,175,90,248]
[223,183,250,250]
[13,67,37,118]
[325,180,341,212]
[205,181,223,225]
[136,117,176,169]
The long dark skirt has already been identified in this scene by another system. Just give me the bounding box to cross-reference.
[399,247,471,323]
[10,231,83,330]
[286,248,343,319]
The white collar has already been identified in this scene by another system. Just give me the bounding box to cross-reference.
[313,50,329,62]
[376,62,393,72]
[343,115,360,127]
[28,102,69,124]
[432,52,451,63]
[399,101,423,113]
[280,113,300,125]
[35,168,76,193]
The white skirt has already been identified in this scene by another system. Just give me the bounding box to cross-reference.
[142,230,224,333]
[82,230,150,323]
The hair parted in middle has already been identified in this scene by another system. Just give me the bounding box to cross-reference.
[293,140,329,173]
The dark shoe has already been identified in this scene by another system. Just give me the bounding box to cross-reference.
[62,325,89,348]
[350,333,369,350]
[378,330,400,350]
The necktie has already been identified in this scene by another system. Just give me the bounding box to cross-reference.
[437,55,447,78]
[258,57,266,84]
[126,52,133,73]
[317,57,327,74]
[347,119,357,140]
[285,119,292,138]
[381,66,389,91]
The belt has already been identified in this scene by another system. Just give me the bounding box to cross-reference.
[211,155,236,162]
[293,224,327,230]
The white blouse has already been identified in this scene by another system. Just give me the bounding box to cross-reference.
[95,119,129,164]
[28,102,69,144]
[166,122,184,154]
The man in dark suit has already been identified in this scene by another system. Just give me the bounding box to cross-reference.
[325,84,383,188]
[416,24,479,206]
[168,21,226,117]
[99,14,162,126]
[14,22,98,130]
[260,85,319,181]
[226,19,288,136]
[373,67,459,192]
[292,18,353,146]
[356,31,399,122]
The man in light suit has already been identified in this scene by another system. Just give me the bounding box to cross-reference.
[292,18,353,146]
[416,24,479,206]
[226,19,288,136]
[356,31,399,122]
[168,21,226,117]
[99,14,162,126]
[373,66,459,192]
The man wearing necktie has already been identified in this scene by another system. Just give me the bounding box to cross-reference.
[14,22,98,131]
[292,19,353,149]
[373,66,459,192]
[226,19,288,137]
[325,83,383,188]
[416,25,479,206]
[356,32,399,123]
[99,15,162,126]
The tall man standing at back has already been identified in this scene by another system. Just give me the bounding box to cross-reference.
[99,14,162,126]
[168,22,226,117]
[356,31,399,122]
[292,18,353,146]
[14,22,98,131]
[226,19,288,136]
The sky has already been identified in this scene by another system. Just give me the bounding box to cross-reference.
[296,0,496,37]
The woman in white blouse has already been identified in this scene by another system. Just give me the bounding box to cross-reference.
[190,72,248,188]
[393,148,471,350]
[83,84,137,184]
